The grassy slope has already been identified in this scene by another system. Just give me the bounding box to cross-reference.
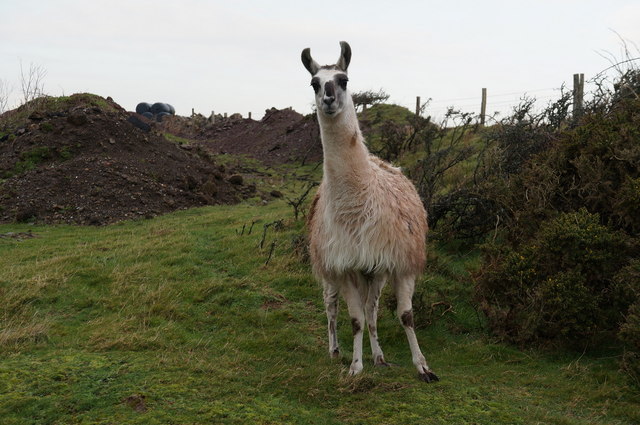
[1,199,639,424]
[359,104,486,196]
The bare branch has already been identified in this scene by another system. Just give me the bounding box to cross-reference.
[0,79,11,114]
[285,181,319,220]
[19,60,47,105]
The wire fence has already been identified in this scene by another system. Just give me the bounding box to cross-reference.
[421,86,563,123]
[418,57,640,123]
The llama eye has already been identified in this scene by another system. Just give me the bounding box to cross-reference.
[338,78,348,90]
[311,81,320,93]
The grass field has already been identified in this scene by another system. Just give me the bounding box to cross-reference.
[1,197,639,424]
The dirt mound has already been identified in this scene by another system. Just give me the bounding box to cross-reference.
[161,108,323,166]
[0,94,253,225]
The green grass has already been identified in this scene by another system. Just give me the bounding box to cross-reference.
[9,146,52,176]
[360,103,416,125]
[3,144,75,179]
[163,133,192,146]
[0,200,639,424]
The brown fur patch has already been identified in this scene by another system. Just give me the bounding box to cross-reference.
[307,192,320,227]
[350,131,358,147]
[401,310,414,328]
[351,318,362,335]
[406,220,413,234]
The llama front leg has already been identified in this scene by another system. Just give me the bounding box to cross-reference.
[322,280,340,358]
[341,274,366,376]
[395,275,439,383]
[365,273,389,366]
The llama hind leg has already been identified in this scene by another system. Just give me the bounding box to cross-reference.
[341,274,366,376]
[394,275,439,383]
[364,273,389,366]
[322,280,340,358]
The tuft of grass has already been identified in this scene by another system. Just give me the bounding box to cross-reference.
[7,146,52,176]
[163,132,192,146]
[0,315,51,347]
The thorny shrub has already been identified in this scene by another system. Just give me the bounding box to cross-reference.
[472,70,640,383]
[476,209,633,345]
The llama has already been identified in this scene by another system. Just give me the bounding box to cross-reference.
[302,41,439,382]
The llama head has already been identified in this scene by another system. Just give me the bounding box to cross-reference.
[301,41,352,117]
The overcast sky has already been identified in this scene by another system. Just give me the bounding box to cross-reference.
[1,0,639,120]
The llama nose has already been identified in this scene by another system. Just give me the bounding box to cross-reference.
[324,81,336,106]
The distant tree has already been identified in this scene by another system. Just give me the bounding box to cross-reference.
[351,89,390,112]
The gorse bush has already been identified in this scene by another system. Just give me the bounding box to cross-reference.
[415,93,572,244]
[476,209,632,345]
[471,69,640,382]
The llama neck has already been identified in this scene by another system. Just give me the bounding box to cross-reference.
[317,104,371,189]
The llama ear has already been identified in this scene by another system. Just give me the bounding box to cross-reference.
[337,41,351,72]
[301,48,320,75]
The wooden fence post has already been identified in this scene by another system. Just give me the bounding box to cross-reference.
[573,73,584,119]
[416,96,421,116]
[480,88,487,125]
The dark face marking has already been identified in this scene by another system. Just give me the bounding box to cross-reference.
[310,77,320,94]
[310,73,349,97]
[324,81,335,99]
[401,310,414,328]
[335,73,348,90]
[351,318,362,335]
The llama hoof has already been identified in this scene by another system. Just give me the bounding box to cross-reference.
[418,369,440,383]
[374,358,395,367]
[349,362,363,376]
[330,349,341,359]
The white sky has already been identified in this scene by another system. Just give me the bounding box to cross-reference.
[1,0,639,120]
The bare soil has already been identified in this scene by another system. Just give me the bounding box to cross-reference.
[0,94,255,225]
[160,107,323,166]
